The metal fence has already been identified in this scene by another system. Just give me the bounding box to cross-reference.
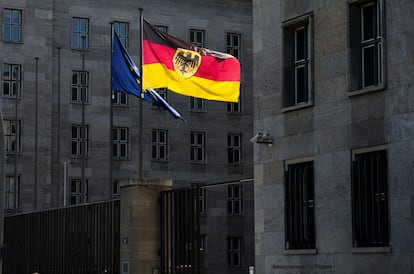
[160,187,201,274]
[3,199,120,274]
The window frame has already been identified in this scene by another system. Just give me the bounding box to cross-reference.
[112,127,129,160]
[112,91,128,106]
[4,175,20,210]
[70,178,89,205]
[3,119,21,154]
[348,0,386,95]
[71,124,89,158]
[227,184,243,216]
[227,236,242,268]
[190,131,206,163]
[2,63,22,98]
[351,146,389,248]
[227,133,242,165]
[151,129,168,161]
[199,187,206,215]
[113,21,129,49]
[3,8,23,43]
[71,16,89,50]
[189,28,205,47]
[71,70,89,103]
[284,160,315,250]
[282,13,314,111]
[189,97,206,112]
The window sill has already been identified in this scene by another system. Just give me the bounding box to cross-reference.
[349,84,385,97]
[284,248,317,255]
[113,158,130,161]
[282,102,314,113]
[352,246,391,254]
[151,159,169,163]
[189,110,207,113]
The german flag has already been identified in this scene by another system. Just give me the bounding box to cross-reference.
[142,19,240,102]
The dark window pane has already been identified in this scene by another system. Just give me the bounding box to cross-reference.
[296,66,306,103]
[295,28,306,61]
[362,4,374,41]
[363,46,375,87]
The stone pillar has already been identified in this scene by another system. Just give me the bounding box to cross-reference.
[120,179,172,274]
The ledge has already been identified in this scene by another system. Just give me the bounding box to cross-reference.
[352,246,392,254]
[283,248,317,255]
[349,85,386,97]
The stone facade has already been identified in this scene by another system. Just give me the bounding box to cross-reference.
[253,0,414,273]
[0,0,254,273]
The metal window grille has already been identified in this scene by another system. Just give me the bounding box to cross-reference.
[2,63,21,97]
[285,161,315,249]
[71,17,89,49]
[3,8,22,42]
[152,129,168,161]
[71,70,89,103]
[190,131,206,162]
[352,149,389,247]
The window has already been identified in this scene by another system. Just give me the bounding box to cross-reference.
[152,88,167,109]
[71,124,88,157]
[3,119,20,153]
[199,187,206,215]
[352,149,388,247]
[282,14,313,108]
[189,29,204,47]
[3,8,22,42]
[112,92,128,105]
[113,21,129,48]
[3,63,22,97]
[285,161,315,249]
[226,33,241,60]
[228,185,242,215]
[349,0,384,92]
[227,237,241,268]
[71,17,89,49]
[227,134,241,164]
[113,127,129,159]
[5,176,19,210]
[190,131,206,162]
[70,178,88,205]
[189,97,206,111]
[151,129,168,161]
[71,70,89,103]
[113,179,120,198]
[156,25,168,32]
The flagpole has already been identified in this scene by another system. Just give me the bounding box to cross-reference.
[109,22,114,199]
[34,56,39,210]
[81,35,86,197]
[139,7,144,181]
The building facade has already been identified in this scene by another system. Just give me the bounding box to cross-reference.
[0,0,254,273]
[253,0,414,273]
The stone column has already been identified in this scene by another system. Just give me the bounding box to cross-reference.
[120,179,172,274]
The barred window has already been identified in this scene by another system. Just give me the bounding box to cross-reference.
[285,161,315,249]
[113,127,129,159]
[152,129,168,161]
[71,17,89,49]
[190,131,206,162]
[3,8,22,42]
[3,63,22,97]
[352,149,389,247]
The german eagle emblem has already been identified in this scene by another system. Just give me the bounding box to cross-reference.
[173,48,201,79]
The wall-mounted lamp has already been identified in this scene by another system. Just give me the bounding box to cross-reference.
[250,132,273,145]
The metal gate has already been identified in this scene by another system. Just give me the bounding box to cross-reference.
[3,199,120,274]
[160,187,201,274]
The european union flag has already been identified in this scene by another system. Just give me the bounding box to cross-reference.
[112,32,184,121]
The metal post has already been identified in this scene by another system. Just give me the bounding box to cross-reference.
[139,8,144,180]
[34,56,39,210]
[14,65,18,213]
[81,35,86,197]
[63,161,68,206]
[109,22,114,199]
[57,47,61,206]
